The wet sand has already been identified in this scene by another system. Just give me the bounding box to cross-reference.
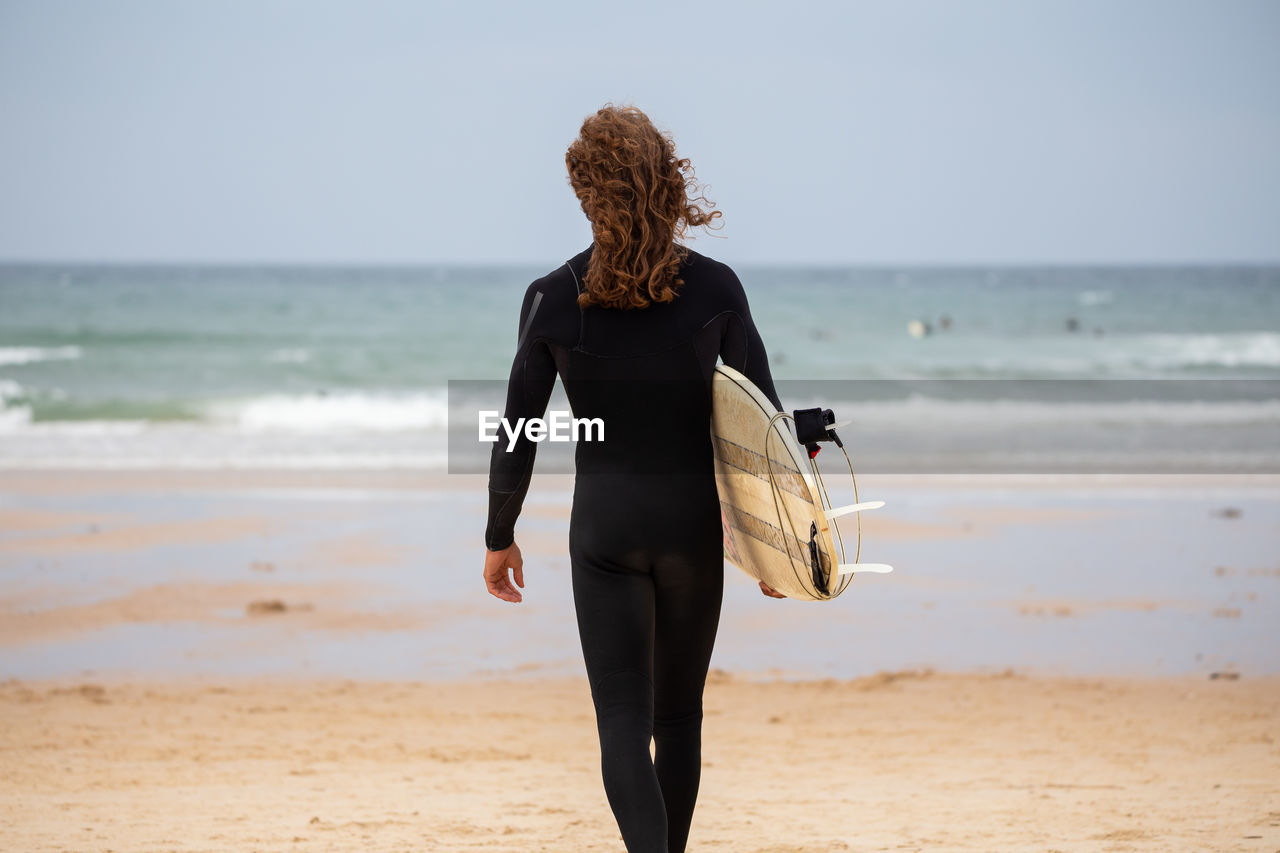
[3,468,1278,681]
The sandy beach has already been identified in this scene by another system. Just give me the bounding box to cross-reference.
[2,467,1279,851]
[2,671,1278,852]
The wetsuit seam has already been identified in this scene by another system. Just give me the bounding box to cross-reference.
[594,666,655,688]
[699,309,736,335]
[723,309,752,371]
[488,484,521,545]
[654,707,703,725]
[564,259,586,350]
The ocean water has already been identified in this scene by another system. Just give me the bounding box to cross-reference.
[1,261,1277,471]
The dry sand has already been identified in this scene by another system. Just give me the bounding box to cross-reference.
[2,671,1277,852]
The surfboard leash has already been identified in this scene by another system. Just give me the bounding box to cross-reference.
[763,411,823,599]
[763,409,866,600]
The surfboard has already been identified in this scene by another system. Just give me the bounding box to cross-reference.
[710,365,892,600]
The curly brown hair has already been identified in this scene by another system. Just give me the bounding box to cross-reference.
[565,104,722,310]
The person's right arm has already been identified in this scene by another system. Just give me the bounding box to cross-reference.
[482,281,558,604]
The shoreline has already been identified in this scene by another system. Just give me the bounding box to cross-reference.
[4,465,1278,492]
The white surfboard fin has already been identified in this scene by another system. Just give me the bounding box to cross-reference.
[836,563,894,575]
[823,500,885,521]
[826,419,852,431]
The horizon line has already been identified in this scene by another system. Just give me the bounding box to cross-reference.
[3,257,1279,271]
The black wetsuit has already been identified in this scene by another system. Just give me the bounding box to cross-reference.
[485,244,781,853]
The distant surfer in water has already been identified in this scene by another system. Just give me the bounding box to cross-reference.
[482,103,783,852]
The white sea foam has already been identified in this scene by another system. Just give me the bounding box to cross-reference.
[0,345,83,366]
[1077,289,1114,306]
[1124,333,1280,369]
[0,378,32,430]
[0,419,151,435]
[800,396,1280,429]
[0,404,31,430]
[0,395,1271,471]
[203,389,450,432]
[958,333,1280,376]
[0,418,450,468]
[0,451,452,470]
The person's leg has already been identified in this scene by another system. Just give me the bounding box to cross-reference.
[570,551,668,853]
[651,536,725,853]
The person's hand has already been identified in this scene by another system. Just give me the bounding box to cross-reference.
[484,542,524,603]
[758,580,786,599]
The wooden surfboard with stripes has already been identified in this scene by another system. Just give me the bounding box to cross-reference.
[710,365,839,600]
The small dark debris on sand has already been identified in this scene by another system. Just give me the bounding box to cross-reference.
[47,684,110,703]
[245,599,314,616]
[1211,507,1243,519]
[1209,672,1241,681]
[246,599,288,615]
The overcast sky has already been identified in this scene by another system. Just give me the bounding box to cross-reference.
[1,0,1277,266]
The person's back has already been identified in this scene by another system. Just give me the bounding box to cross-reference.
[481,104,783,853]
[485,242,781,559]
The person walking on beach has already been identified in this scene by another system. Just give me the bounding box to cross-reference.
[482,103,784,853]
